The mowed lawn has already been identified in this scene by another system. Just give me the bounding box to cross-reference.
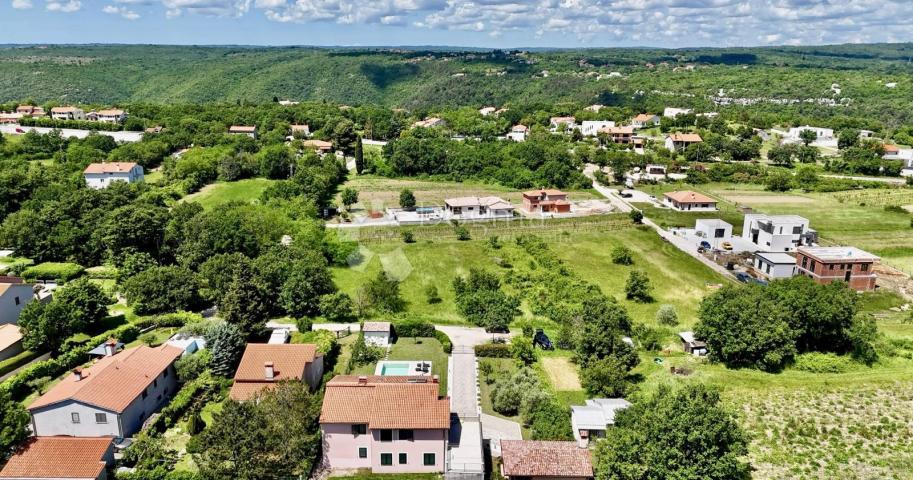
[336,175,601,212]
[181,178,275,209]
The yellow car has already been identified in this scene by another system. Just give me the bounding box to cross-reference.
[721,241,733,251]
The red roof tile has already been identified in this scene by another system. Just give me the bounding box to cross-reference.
[0,437,112,479]
[83,162,138,174]
[229,344,321,401]
[664,190,715,204]
[500,440,593,478]
[321,376,450,429]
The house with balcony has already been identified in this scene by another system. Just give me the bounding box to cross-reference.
[28,344,182,438]
[92,109,127,124]
[444,196,514,220]
[83,163,144,189]
[320,375,450,474]
[229,343,324,401]
[742,214,815,252]
[522,189,570,214]
[796,246,880,291]
[50,106,86,121]
[600,126,635,144]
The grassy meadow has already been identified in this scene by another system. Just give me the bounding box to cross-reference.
[180,178,275,210]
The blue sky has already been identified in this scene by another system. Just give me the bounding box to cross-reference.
[2,1,911,48]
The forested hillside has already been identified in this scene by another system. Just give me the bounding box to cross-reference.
[2,44,913,125]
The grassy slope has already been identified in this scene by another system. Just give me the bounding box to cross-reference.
[180,178,274,210]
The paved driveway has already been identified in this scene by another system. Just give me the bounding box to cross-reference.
[435,325,514,347]
[480,413,522,457]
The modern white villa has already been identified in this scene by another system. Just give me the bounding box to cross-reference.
[742,214,815,252]
[83,162,144,189]
[580,120,615,137]
[443,196,515,220]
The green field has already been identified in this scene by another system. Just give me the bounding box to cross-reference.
[181,178,274,210]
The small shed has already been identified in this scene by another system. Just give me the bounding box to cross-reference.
[679,331,707,356]
[88,339,124,358]
[694,219,732,241]
[268,328,291,344]
[362,322,391,347]
[754,252,797,279]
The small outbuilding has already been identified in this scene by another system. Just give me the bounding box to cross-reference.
[694,219,732,242]
[754,252,797,279]
[363,321,392,347]
[500,440,593,480]
[679,331,707,356]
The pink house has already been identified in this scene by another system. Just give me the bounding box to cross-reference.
[320,375,451,474]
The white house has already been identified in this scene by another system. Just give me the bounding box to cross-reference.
[754,252,797,280]
[363,322,392,347]
[571,398,631,446]
[50,106,86,121]
[94,109,127,123]
[444,196,515,220]
[584,104,604,112]
[695,219,733,244]
[229,125,257,138]
[663,191,717,211]
[507,124,528,142]
[83,162,144,189]
[549,116,577,132]
[787,125,834,142]
[412,117,446,129]
[0,279,35,325]
[663,107,693,118]
[742,214,814,252]
[664,133,703,152]
[631,114,660,128]
[28,344,182,438]
[580,120,615,137]
[479,106,496,116]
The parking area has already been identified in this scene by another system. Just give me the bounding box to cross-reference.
[670,228,758,253]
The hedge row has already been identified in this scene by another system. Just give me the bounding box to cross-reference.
[392,318,436,338]
[474,343,512,358]
[0,350,42,377]
[21,262,84,282]
[435,330,453,354]
[146,372,223,434]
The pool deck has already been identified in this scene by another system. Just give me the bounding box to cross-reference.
[374,360,433,376]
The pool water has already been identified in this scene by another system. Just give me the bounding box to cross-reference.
[380,363,411,375]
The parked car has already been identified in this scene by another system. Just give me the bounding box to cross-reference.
[699,240,712,250]
[485,325,510,334]
[721,241,733,250]
[620,191,634,198]
[533,329,553,350]
[735,272,752,283]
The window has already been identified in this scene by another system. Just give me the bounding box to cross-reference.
[153,379,158,388]
[71,413,80,424]
[380,429,393,442]
[398,429,414,441]
[358,447,367,459]
[14,296,19,306]
[351,424,367,436]
[801,256,808,268]
[380,453,393,466]
[399,453,408,464]
[829,264,834,270]
[95,413,107,424]
[861,263,869,272]
[423,453,436,466]
[142,389,148,399]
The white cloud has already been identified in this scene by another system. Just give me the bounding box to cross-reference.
[103,4,140,19]
[45,0,81,12]
[11,0,33,9]
[162,0,251,17]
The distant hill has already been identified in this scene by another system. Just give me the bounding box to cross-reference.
[1,44,913,125]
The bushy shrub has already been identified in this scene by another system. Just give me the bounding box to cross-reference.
[425,284,441,304]
[435,330,453,353]
[655,304,679,326]
[393,318,436,338]
[511,337,537,365]
[319,292,355,322]
[792,352,854,373]
[474,343,512,358]
[291,329,337,354]
[21,262,84,282]
[611,246,634,265]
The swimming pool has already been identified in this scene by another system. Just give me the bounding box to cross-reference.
[380,362,411,375]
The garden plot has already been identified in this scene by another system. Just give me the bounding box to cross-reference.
[541,357,581,391]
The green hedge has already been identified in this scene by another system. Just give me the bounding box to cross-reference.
[0,350,41,377]
[146,372,221,434]
[393,318,436,338]
[290,329,337,354]
[22,262,84,282]
[474,343,512,358]
[85,265,117,279]
[435,330,452,354]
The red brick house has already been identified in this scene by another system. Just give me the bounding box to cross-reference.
[522,189,570,213]
[795,246,879,291]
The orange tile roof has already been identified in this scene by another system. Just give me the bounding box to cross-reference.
[229,344,321,401]
[51,106,81,113]
[500,440,593,478]
[28,345,182,413]
[0,324,22,352]
[664,190,716,204]
[321,375,450,429]
[883,144,900,153]
[523,189,567,198]
[96,109,125,116]
[0,437,112,479]
[229,125,256,133]
[633,113,656,122]
[302,139,333,150]
[667,133,703,143]
[550,116,575,124]
[600,126,634,135]
[83,162,138,174]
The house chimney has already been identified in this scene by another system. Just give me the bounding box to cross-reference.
[432,375,439,384]
[104,339,117,357]
[264,362,275,380]
[73,368,83,381]
[357,375,368,385]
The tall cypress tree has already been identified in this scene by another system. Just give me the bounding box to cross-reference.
[354,135,364,174]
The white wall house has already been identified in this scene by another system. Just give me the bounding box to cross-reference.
[50,106,86,121]
[695,219,733,244]
[571,398,631,447]
[631,114,660,128]
[549,116,577,132]
[742,214,814,252]
[363,322,391,347]
[787,125,834,141]
[754,252,797,279]
[444,196,515,221]
[580,120,615,137]
[83,162,144,189]
[93,109,127,123]
[28,345,182,438]
[0,281,35,325]
[663,107,692,118]
[506,125,528,142]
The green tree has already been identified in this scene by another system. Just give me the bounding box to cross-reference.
[511,337,537,365]
[205,322,245,377]
[19,279,112,352]
[655,304,679,326]
[221,271,273,338]
[0,386,32,458]
[625,270,653,302]
[280,259,336,318]
[838,128,860,150]
[318,292,355,322]
[197,252,251,303]
[799,129,817,146]
[399,188,416,210]
[611,246,633,265]
[765,171,793,192]
[257,144,293,179]
[794,165,820,190]
[340,187,358,211]
[581,356,630,397]
[116,251,158,284]
[576,295,637,368]
[123,266,204,315]
[361,271,406,314]
[628,209,643,224]
[354,135,364,174]
[453,269,520,331]
[594,384,750,480]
